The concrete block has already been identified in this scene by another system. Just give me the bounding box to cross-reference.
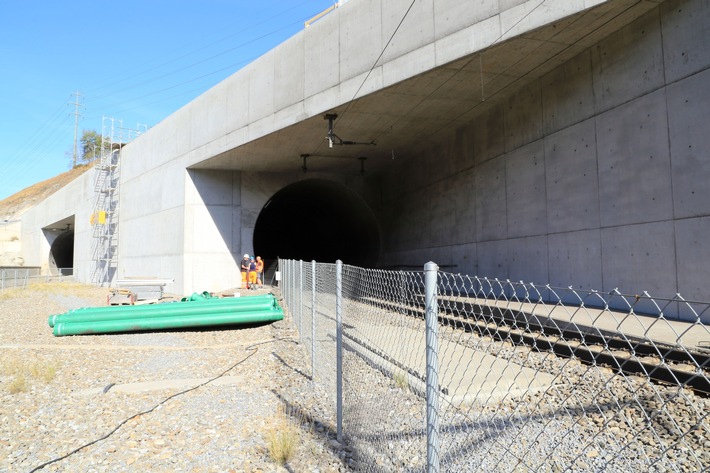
[674,217,710,322]
[548,229,603,291]
[504,79,543,151]
[505,140,547,238]
[591,9,664,113]
[475,156,507,241]
[661,0,710,83]
[274,34,305,112]
[601,221,677,304]
[667,67,710,218]
[544,118,600,233]
[596,90,673,227]
[541,49,594,135]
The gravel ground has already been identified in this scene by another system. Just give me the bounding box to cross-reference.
[0,282,351,473]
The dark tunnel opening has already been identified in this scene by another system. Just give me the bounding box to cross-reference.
[253,179,380,268]
[50,231,74,275]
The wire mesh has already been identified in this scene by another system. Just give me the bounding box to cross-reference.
[278,259,710,472]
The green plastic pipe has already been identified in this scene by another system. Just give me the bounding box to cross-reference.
[53,308,284,336]
[67,293,276,315]
[49,295,277,327]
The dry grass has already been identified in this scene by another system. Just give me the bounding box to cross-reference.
[1,354,60,393]
[264,405,303,466]
[0,281,100,301]
[0,164,93,220]
[394,370,409,390]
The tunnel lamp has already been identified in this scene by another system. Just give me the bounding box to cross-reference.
[358,156,367,175]
[301,154,309,173]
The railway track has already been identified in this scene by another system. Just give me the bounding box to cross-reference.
[363,294,710,396]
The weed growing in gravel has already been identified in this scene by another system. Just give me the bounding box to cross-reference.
[8,373,27,394]
[394,370,409,390]
[265,406,301,466]
[1,355,59,393]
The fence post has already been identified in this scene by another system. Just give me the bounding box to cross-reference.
[425,261,440,473]
[336,260,343,442]
[299,260,304,343]
[311,260,316,384]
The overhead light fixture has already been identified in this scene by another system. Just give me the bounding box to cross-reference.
[324,113,376,148]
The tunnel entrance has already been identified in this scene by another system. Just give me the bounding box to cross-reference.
[49,230,74,275]
[253,179,380,267]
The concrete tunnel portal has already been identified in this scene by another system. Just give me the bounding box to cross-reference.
[253,179,380,268]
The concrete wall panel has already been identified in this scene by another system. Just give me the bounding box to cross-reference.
[601,221,677,302]
[248,51,276,123]
[475,156,507,241]
[476,239,508,281]
[304,15,340,99]
[433,0,498,39]
[548,229,603,291]
[661,0,710,83]
[591,9,664,113]
[472,104,506,166]
[541,50,595,135]
[675,216,710,322]
[224,71,250,134]
[544,119,600,233]
[508,235,548,286]
[596,89,673,227]
[274,34,305,111]
[339,0,382,81]
[667,68,710,218]
[504,79,543,151]
[506,140,547,238]
[381,0,434,64]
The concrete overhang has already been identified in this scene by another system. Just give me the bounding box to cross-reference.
[185,0,662,177]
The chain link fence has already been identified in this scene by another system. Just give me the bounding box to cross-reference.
[279,258,710,472]
[0,267,73,292]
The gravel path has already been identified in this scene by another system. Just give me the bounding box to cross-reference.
[0,282,350,472]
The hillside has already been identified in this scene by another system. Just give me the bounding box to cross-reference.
[0,164,93,221]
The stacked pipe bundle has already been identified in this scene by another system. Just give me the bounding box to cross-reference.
[49,293,284,337]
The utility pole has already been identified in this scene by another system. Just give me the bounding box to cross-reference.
[70,91,84,168]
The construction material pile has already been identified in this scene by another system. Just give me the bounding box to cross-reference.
[48,293,283,336]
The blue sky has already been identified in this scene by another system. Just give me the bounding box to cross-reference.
[0,0,336,201]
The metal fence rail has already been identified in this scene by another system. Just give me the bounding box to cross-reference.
[279,259,710,472]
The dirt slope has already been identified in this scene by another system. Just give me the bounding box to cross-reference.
[0,164,93,221]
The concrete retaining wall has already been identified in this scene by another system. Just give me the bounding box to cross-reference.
[378,0,710,317]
